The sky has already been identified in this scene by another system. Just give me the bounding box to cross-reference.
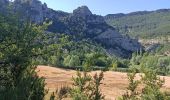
[39,0,170,16]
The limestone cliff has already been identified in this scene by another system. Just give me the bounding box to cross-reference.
[1,0,143,58]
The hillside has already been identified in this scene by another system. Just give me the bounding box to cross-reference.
[0,0,142,58]
[37,65,170,100]
[105,9,170,39]
[1,0,170,57]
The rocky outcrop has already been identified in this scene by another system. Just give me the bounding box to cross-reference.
[94,29,142,57]
[1,0,143,58]
[13,0,44,23]
[63,6,142,58]
[73,6,92,17]
[13,0,69,23]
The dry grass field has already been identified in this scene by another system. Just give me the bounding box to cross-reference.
[37,65,170,100]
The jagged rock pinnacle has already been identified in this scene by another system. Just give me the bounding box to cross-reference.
[73,6,92,16]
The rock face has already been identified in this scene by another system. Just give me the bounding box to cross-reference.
[59,6,142,57]
[94,29,142,57]
[13,0,69,23]
[73,6,92,16]
[1,0,143,58]
[13,0,44,23]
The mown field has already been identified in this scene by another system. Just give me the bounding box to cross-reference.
[37,65,170,100]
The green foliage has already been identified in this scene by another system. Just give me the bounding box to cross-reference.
[130,52,170,76]
[120,67,170,100]
[157,57,170,75]
[156,43,170,55]
[63,55,72,66]
[83,52,112,71]
[130,53,143,65]
[108,58,130,71]
[106,11,170,39]
[0,13,47,100]
[0,66,47,100]
[64,55,81,67]
[35,33,72,66]
[140,68,166,100]
[70,71,104,100]
[91,72,105,100]
[120,69,140,100]
[35,33,112,69]
[49,86,71,100]
[111,62,118,70]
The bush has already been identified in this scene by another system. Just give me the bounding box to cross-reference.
[119,67,169,100]
[119,69,140,100]
[70,71,105,100]
[0,66,47,100]
[63,55,81,67]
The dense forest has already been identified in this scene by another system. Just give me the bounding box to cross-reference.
[105,9,170,39]
[0,0,170,100]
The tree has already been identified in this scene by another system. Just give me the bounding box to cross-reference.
[38,34,72,67]
[63,55,81,67]
[0,13,48,100]
[119,68,140,100]
[63,55,71,66]
[69,55,81,67]
[140,68,166,100]
[83,53,103,71]
[70,71,104,100]
[119,67,170,100]
[157,57,170,76]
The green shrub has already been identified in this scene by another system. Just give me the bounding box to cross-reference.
[0,66,47,100]
[64,55,81,67]
[70,71,105,100]
[119,67,169,100]
[119,68,140,100]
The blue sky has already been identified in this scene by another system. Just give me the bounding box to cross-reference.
[40,0,170,15]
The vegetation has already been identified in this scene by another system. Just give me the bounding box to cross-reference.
[0,1,170,100]
[130,52,170,76]
[34,35,112,70]
[119,67,170,100]
[70,71,104,100]
[0,13,47,99]
[105,10,170,39]
[49,70,104,100]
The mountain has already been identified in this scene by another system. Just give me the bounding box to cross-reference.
[105,9,170,39]
[1,0,143,58]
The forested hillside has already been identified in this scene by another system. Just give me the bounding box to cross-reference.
[105,9,170,39]
[7,0,142,58]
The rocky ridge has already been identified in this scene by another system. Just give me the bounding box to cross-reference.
[1,0,143,58]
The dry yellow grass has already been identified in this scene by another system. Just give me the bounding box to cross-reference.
[37,65,170,100]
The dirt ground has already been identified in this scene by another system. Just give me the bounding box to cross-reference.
[37,65,170,100]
